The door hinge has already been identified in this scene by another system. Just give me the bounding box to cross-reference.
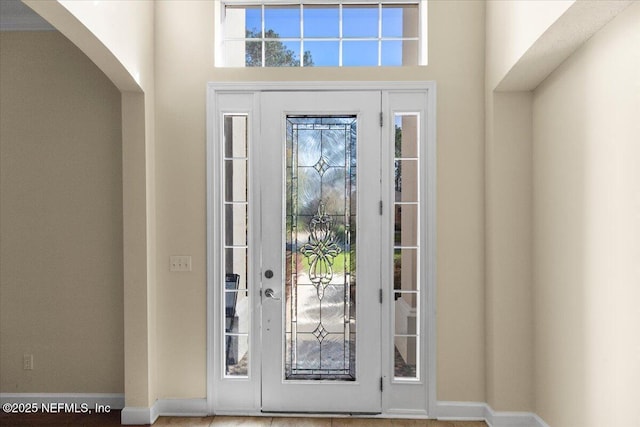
[380,377,384,391]
[379,289,383,304]
[379,112,383,127]
[379,200,383,215]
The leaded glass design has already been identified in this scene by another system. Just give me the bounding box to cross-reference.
[285,116,357,380]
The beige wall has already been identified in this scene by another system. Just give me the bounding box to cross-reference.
[484,0,639,416]
[2,1,637,418]
[532,3,640,426]
[485,0,574,91]
[54,0,158,407]
[23,0,158,407]
[484,91,534,412]
[0,31,123,393]
[4,2,637,419]
[154,0,486,401]
[56,0,153,91]
[484,0,567,411]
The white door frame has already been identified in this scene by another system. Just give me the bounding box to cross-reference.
[206,81,437,417]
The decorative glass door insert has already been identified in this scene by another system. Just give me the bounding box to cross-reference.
[260,91,381,413]
[285,116,357,380]
[209,87,434,414]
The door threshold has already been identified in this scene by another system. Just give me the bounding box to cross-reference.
[261,411,382,417]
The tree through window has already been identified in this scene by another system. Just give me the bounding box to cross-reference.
[245,29,314,67]
[222,2,423,67]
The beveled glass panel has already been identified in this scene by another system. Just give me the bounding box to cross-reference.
[343,5,378,38]
[285,116,357,380]
[321,169,347,215]
[295,334,321,370]
[224,115,247,158]
[322,284,346,333]
[382,4,419,38]
[296,129,322,166]
[303,5,339,38]
[322,129,347,166]
[224,204,247,246]
[394,248,418,291]
[394,336,417,379]
[285,333,293,370]
[265,6,300,38]
[394,204,418,247]
[350,166,357,215]
[297,168,321,215]
[343,41,379,67]
[394,114,419,158]
[321,334,346,370]
[225,334,249,376]
[394,160,418,202]
[296,284,320,333]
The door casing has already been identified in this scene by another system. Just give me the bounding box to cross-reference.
[206,81,437,417]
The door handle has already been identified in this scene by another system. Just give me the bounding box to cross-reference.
[264,288,280,300]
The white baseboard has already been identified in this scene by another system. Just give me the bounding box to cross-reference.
[436,401,486,420]
[1,394,550,427]
[531,413,551,427]
[0,393,124,409]
[121,398,208,425]
[121,405,157,425]
[436,401,550,427]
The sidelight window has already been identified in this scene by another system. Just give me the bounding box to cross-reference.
[223,115,250,377]
[392,113,420,380]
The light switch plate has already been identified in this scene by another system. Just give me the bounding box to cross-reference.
[170,255,192,272]
[23,354,33,370]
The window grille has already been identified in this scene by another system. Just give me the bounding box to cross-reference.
[219,1,426,67]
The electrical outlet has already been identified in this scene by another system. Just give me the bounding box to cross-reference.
[170,255,192,272]
[23,354,33,370]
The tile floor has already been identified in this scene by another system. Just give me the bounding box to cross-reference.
[0,411,488,427]
[155,416,487,427]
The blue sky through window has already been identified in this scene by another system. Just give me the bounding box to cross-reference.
[304,7,339,38]
[240,4,412,66]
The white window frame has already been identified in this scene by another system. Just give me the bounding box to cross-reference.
[214,0,429,67]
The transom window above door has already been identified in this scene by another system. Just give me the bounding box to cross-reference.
[217,1,428,67]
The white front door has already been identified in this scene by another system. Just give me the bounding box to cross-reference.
[259,91,382,413]
[209,84,435,416]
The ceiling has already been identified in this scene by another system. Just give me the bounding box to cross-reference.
[0,0,55,31]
